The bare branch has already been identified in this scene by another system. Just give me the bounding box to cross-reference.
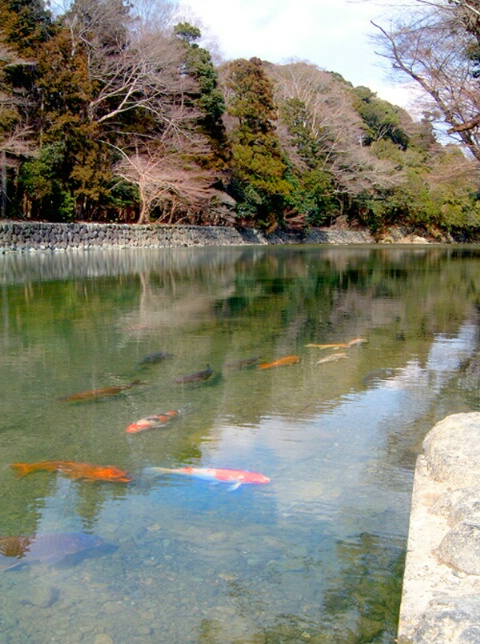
[372,4,480,161]
[112,133,216,224]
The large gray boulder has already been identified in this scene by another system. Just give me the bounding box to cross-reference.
[423,412,480,487]
[398,413,480,643]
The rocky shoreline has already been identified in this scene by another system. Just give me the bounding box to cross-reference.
[0,221,432,252]
[398,413,480,643]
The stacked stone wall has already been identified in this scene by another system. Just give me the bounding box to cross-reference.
[0,222,374,252]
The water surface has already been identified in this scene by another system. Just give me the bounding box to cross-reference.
[1,244,480,643]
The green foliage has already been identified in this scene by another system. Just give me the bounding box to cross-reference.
[353,86,409,149]
[225,58,292,227]
[173,22,228,167]
[298,169,338,225]
[0,0,53,56]
[226,57,277,135]
[19,143,75,220]
[174,22,202,44]
[278,96,338,224]
[280,97,321,167]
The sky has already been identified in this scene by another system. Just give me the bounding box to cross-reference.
[178,0,421,114]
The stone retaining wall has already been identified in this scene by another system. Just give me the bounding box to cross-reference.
[0,221,374,252]
[398,413,480,643]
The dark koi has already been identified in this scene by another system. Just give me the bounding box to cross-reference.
[173,367,213,384]
[59,380,144,402]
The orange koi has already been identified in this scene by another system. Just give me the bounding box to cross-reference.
[126,410,180,433]
[59,380,144,402]
[10,460,132,483]
[258,355,301,369]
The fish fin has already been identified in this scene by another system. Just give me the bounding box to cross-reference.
[228,482,242,491]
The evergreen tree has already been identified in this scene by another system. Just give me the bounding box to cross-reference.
[352,86,409,149]
[0,0,53,57]
[278,96,337,225]
[174,22,228,169]
[224,57,291,228]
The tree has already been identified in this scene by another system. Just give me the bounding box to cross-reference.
[352,86,409,149]
[372,1,480,161]
[222,57,292,228]
[0,0,53,57]
[112,132,217,224]
[173,22,228,168]
[0,0,221,221]
[270,62,400,225]
[0,0,54,216]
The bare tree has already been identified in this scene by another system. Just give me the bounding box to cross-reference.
[372,1,480,161]
[61,0,196,131]
[270,61,401,200]
[112,136,216,224]
[56,0,221,221]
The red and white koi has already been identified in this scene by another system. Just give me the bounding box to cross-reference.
[146,466,270,491]
[126,410,180,433]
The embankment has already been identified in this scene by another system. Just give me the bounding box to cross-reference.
[0,221,375,252]
[398,413,480,643]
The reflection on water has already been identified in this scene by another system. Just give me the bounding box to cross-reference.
[1,244,480,642]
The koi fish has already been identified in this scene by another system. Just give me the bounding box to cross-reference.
[135,351,173,368]
[0,532,103,570]
[10,460,133,483]
[317,352,348,365]
[258,355,301,369]
[362,368,396,386]
[347,338,368,347]
[126,409,180,433]
[223,356,262,370]
[305,338,368,349]
[173,367,213,384]
[59,380,144,402]
[145,466,270,491]
[305,343,348,349]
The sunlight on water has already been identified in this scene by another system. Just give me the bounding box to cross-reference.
[1,245,480,642]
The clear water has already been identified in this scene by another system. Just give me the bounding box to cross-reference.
[1,244,479,643]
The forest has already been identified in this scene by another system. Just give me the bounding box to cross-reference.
[1,0,480,239]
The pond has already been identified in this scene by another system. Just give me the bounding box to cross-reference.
[1,244,480,643]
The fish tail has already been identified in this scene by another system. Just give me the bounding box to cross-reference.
[10,463,35,478]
